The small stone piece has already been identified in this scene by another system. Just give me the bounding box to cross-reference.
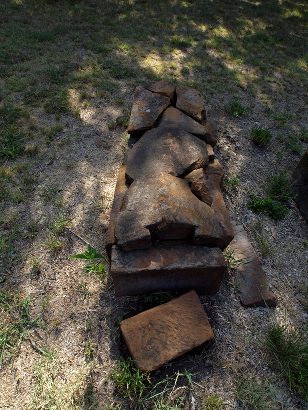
[158,107,208,140]
[105,165,128,259]
[120,290,214,372]
[147,81,175,100]
[205,159,234,245]
[111,244,226,296]
[115,173,231,251]
[293,150,308,223]
[127,87,170,134]
[176,86,205,122]
[227,225,277,307]
[185,168,213,206]
[206,144,215,161]
[203,120,218,146]
[125,127,208,183]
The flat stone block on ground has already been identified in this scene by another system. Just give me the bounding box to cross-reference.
[147,81,175,100]
[120,290,214,372]
[176,86,205,122]
[111,244,227,296]
[228,225,277,307]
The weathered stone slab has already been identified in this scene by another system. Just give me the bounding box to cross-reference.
[120,290,214,372]
[293,150,308,223]
[115,173,232,251]
[158,107,207,139]
[176,86,205,122]
[105,165,128,260]
[147,81,175,100]
[185,168,213,206]
[125,127,208,183]
[227,225,277,307]
[205,159,234,245]
[127,87,170,134]
[111,245,226,295]
[203,120,218,146]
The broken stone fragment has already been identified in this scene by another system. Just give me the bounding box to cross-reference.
[115,173,232,251]
[203,120,218,146]
[127,87,170,134]
[120,291,214,372]
[185,168,213,206]
[105,165,128,260]
[176,86,206,122]
[147,80,175,100]
[111,245,226,296]
[293,150,308,223]
[227,225,277,307]
[158,106,207,139]
[125,127,208,183]
[205,159,234,245]
[206,144,215,161]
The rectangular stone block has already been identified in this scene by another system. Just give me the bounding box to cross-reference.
[110,244,227,296]
[120,290,214,372]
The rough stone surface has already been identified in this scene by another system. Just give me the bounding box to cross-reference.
[203,120,218,146]
[115,173,232,251]
[293,150,308,223]
[207,144,215,161]
[205,159,234,245]
[105,165,128,259]
[125,127,208,183]
[227,225,277,307]
[111,244,226,296]
[158,107,207,139]
[147,81,175,100]
[120,291,214,372]
[185,168,213,206]
[176,86,205,122]
[127,87,170,134]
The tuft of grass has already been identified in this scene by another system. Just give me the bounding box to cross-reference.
[202,394,224,410]
[251,222,272,258]
[224,175,240,189]
[71,245,106,280]
[266,325,308,400]
[44,89,70,114]
[45,235,64,252]
[224,249,250,268]
[298,128,308,143]
[248,195,289,220]
[251,128,272,147]
[226,99,247,117]
[267,173,295,202]
[236,377,278,410]
[49,216,69,236]
[112,357,151,399]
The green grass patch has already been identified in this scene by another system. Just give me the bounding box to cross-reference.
[202,394,224,410]
[267,173,295,202]
[225,175,240,189]
[248,195,289,220]
[226,99,247,117]
[266,325,308,400]
[251,128,273,147]
[236,377,278,410]
[71,245,106,280]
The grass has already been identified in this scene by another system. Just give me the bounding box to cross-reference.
[236,377,278,410]
[226,99,247,117]
[71,245,106,280]
[267,173,295,202]
[251,222,272,258]
[224,249,250,268]
[251,128,273,147]
[248,196,289,220]
[202,394,224,410]
[112,357,151,400]
[224,176,240,189]
[266,324,308,400]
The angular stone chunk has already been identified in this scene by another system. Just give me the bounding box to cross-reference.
[203,120,218,146]
[115,173,231,251]
[206,144,215,161]
[176,86,205,122]
[147,81,175,100]
[205,159,234,246]
[158,107,208,139]
[120,291,214,372]
[125,127,208,183]
[227,225,277,307]
[111,245,226,295]
[127,87,170,134]
[185,168,213,206]
[105,165,128,260]
[293,150,308,223]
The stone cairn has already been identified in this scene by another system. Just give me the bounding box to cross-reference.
[106,82,276,372]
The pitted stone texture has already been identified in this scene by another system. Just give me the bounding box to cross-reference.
[127,87,170,134]
[205,159,234,246]
[115,173,231,251]
[158,107,207,139]
[111,245,226,296]
[228,225,277,307]
[147,81,175,100]
[105,165,128,260]
[125,127,208,183]
[185,168,213,206]
[120,291,214,372]
[293,150,308,223]
[176,86,205,122]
